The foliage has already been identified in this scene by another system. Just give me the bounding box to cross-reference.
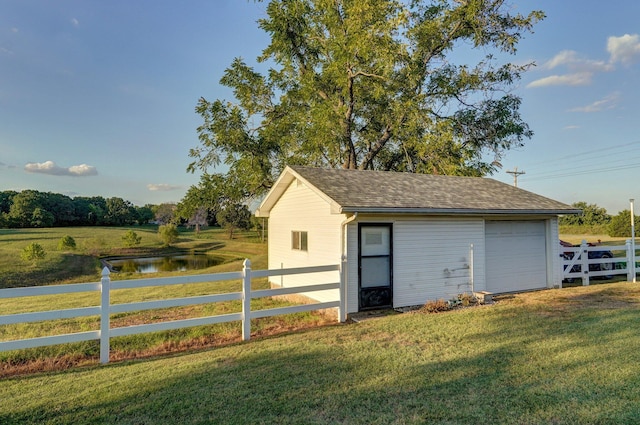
[20,242,46,263]
[216,203,252,239]
[158,224,179,246]
[122,230,142,247]
[608,210,640,237]
[189,0,544,202]
[422,298,450,313]
[0,190,156,228]
[559,201,610,226]
[58,235,77,251]
[154,203,177,225]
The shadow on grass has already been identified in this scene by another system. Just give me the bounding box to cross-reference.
[4,301,640,424]
[0,254,100,289]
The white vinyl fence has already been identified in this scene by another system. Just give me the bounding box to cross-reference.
[0,259,344,364]
[561,240,638,286]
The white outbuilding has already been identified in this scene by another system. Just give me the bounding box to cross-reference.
[255,166,579,314]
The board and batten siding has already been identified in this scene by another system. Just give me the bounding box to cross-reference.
[267,179,343,303]
[343,216,486,313]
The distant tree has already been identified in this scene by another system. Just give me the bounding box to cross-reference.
[21,242,46,264]
[136,205,155,225]
[31,207,55,228]
[560,202,610,226]
[104,197,136,226]
[43,193,76,226]
[216,203,252,239]
[58,235,77,251]
[8,190,45,227]
[186,207,209,234]
[154,203,177,225]
[0,191,17,214]
[608,210,640,237]
[251,215,267,242]
[73,196,108,225]
[158,224,179,246]
[122,230,142,247]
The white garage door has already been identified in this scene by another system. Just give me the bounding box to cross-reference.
[485,221,547,293]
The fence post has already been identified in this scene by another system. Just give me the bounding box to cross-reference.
[580,240,590,286]
[100,267,110,364]
[242,259,252,341]
[624,239,633,282]
[339,255,347,323]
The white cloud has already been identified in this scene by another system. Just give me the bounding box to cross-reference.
[71,18,79,27]
[147,183,182,192]
[568,93,620,113]
[527,72,593,88]
[607,34,640,64]
[563,125,580,130]
[542,50,612,73]
[24,160,98,176]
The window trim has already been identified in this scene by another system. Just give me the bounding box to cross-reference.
[291,230,308,251]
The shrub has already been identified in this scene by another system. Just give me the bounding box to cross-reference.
[122,230,142,247]
[21,242,46,263]
[158,224,179,246]
[58,235,77,251]
[422,299,450,313]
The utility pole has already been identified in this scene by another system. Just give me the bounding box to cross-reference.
[506,167,525,187]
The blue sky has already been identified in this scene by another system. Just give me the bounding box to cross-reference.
[1,1,639,214]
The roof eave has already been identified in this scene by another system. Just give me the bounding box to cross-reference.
[338,207,583,216]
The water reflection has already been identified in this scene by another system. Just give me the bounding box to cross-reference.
[108,254,225,273]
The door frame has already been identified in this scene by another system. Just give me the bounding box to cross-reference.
[358,223,393,310]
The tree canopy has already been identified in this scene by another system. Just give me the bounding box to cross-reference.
[189,0,544,202]
[0,190,155,228]
[559,201,610,227]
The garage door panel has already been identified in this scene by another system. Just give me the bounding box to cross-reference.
[486,221,547,293]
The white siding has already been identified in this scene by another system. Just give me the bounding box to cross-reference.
[393,219,485,307]
[344,216,485,312]
[485,220,547,293]
[267,179,344,303]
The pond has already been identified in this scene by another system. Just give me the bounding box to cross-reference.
[106,254,226,274]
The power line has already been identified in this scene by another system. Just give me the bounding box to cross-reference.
[521,162,640,182]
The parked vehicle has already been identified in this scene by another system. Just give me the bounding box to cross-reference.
[560,240,614,281]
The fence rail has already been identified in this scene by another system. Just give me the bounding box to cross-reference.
[0,259,343,364]
[561,240,638,286]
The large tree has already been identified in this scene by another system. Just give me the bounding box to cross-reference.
[189,0,544,201]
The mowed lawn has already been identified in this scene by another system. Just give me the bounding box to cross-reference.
[3,282,640,424]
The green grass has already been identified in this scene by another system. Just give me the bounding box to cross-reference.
[0,226,327,372]
[0,226,268,288]
[2,282,640,424]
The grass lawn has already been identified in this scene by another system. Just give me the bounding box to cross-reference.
[0,226,329,374]
[0,226,268,288]
[3,282,640,424]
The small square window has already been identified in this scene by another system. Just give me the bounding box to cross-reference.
[292,231,308,251]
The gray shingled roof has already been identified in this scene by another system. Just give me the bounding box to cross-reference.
[285,166,578,215]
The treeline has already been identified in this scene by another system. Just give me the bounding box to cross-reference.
[559,201,639,237]
[0,190,155,228]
